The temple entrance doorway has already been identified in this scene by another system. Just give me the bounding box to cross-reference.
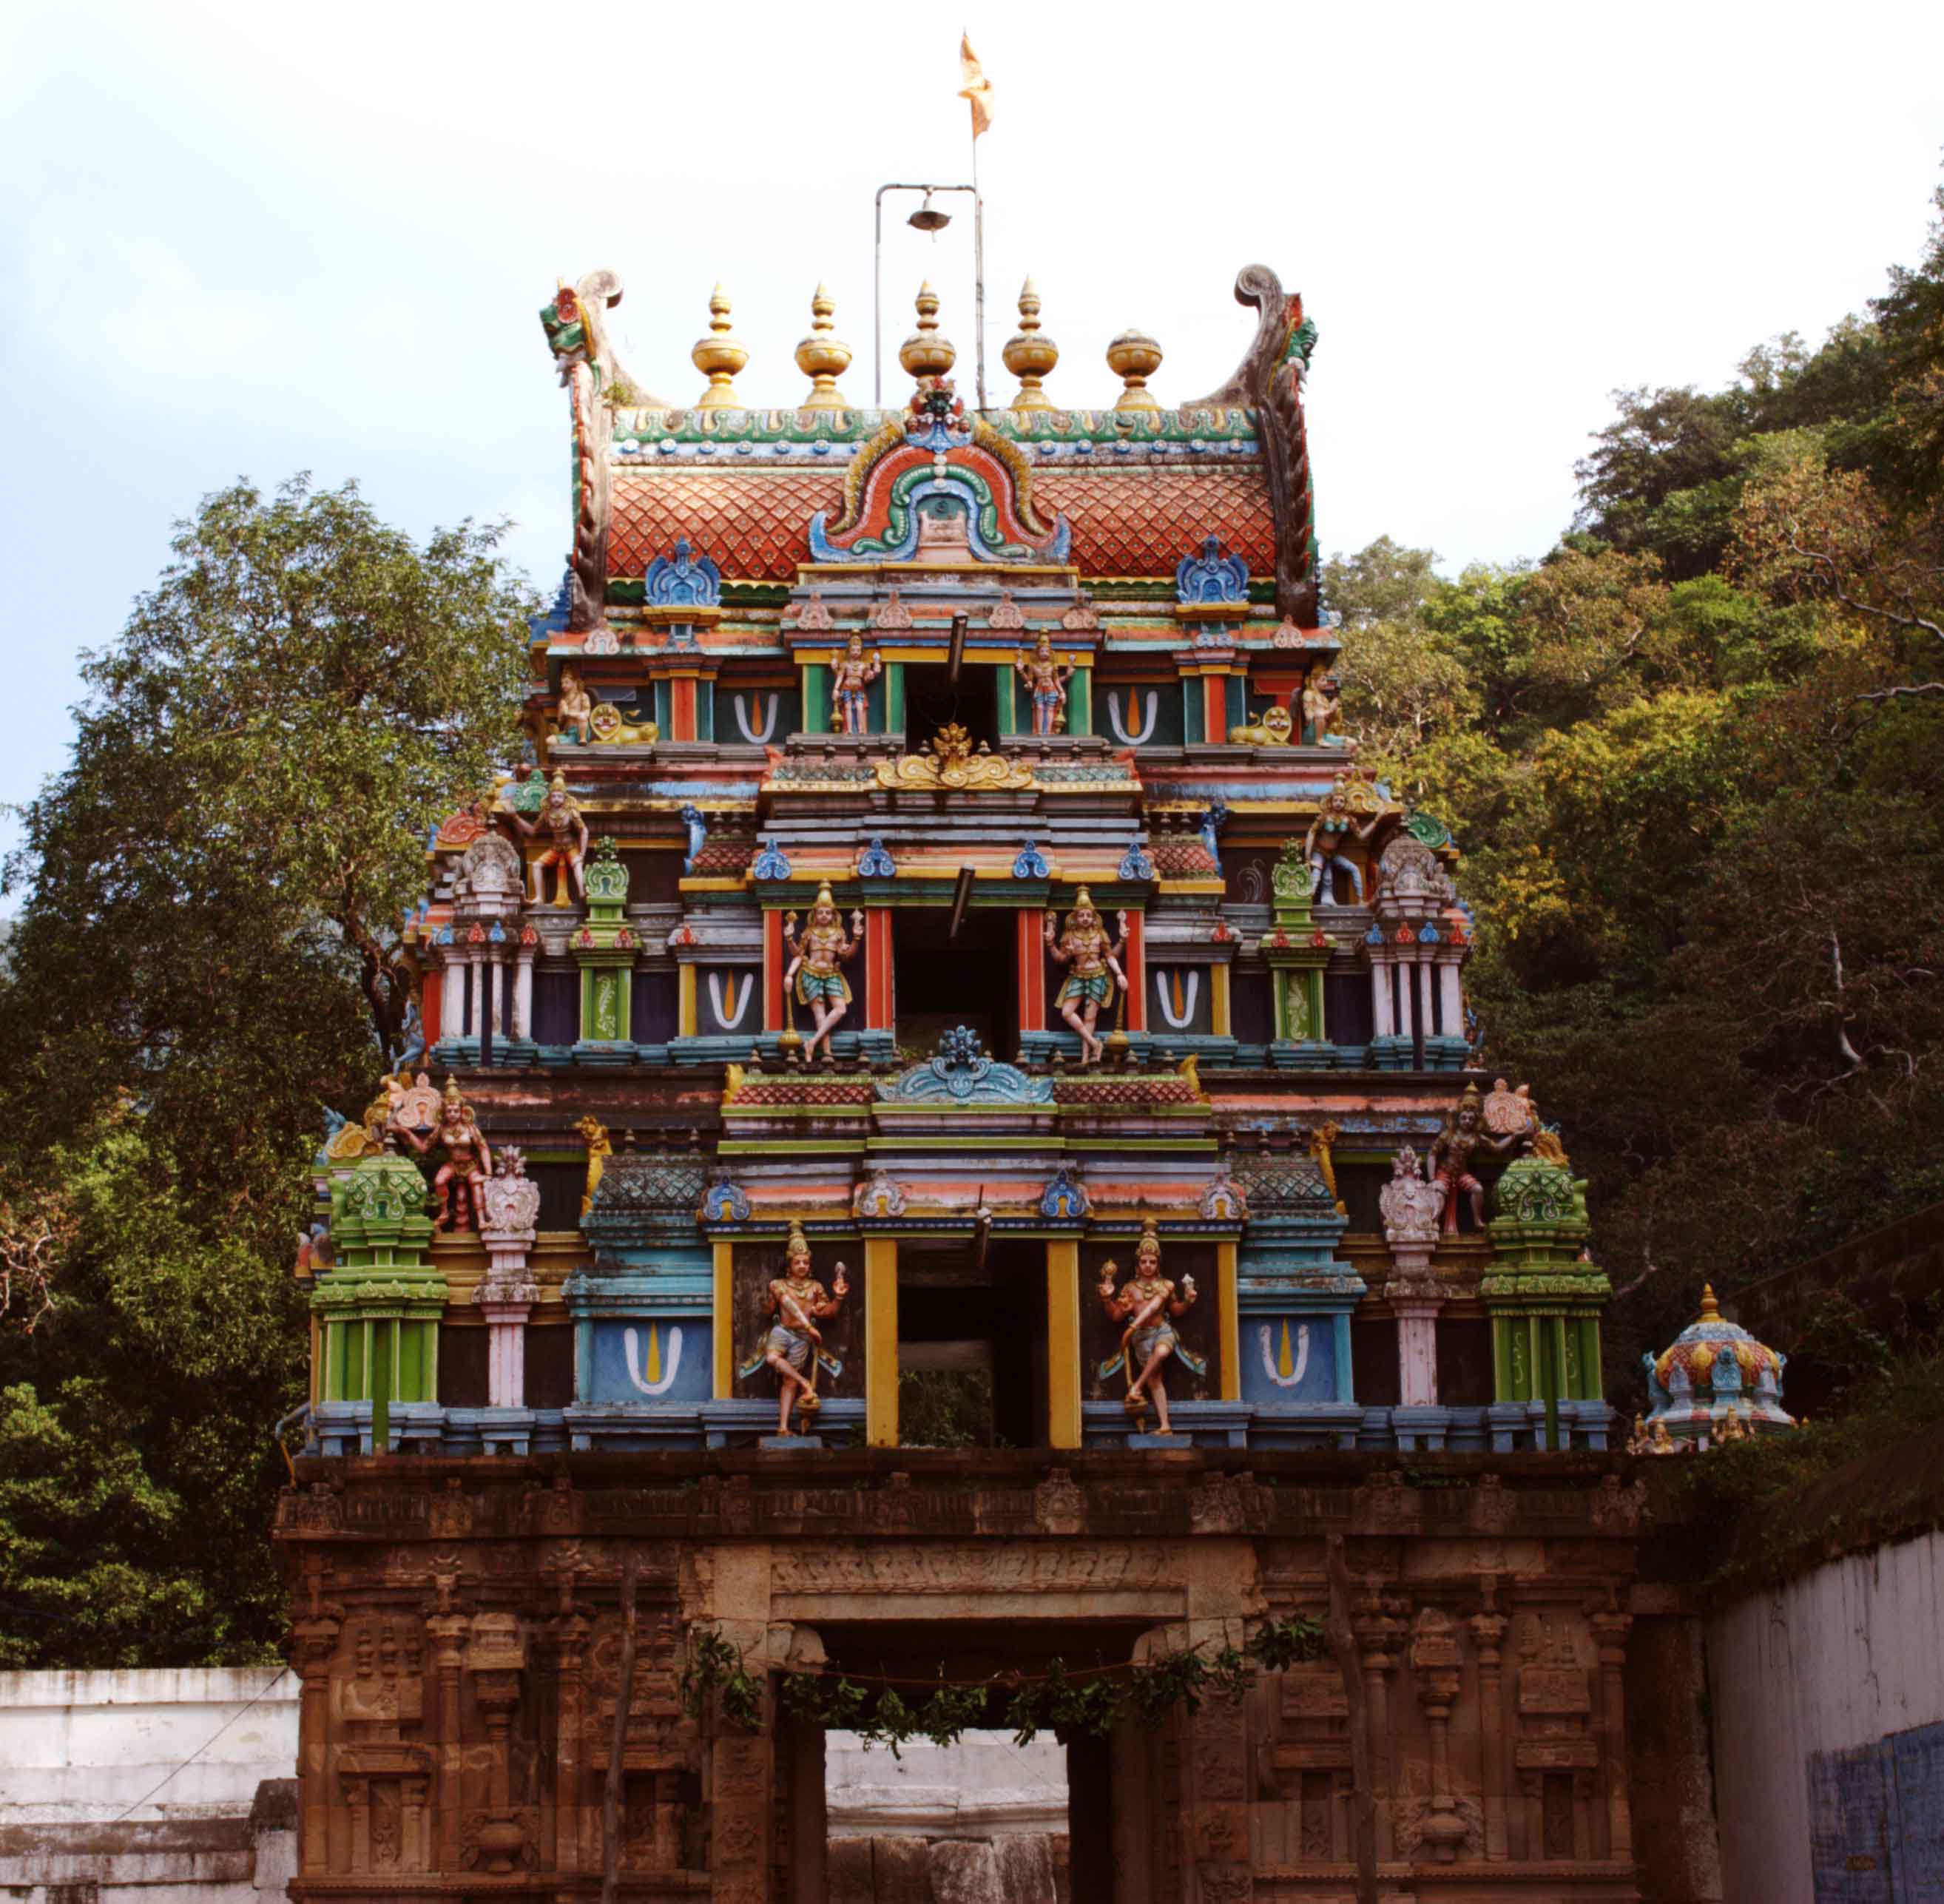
[891,908,1017,1060]
[896,1240,1044,1449]
[902,660,999,755]
[798,1619,1145,1904]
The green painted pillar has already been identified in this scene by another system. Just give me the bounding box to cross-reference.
[885,661,905,735]
[802,663,831,734]
[1482,1152,1611,1447]
[311,1150,448,1449]
[1067,666,1092,737]
[573,838,638,1055]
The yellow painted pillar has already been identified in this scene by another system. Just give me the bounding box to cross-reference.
[1216,1240,1241,1402]
[1210,962,1232,1037]
[713,1242,735,1398]
[865,1238,899,1447]
[678,964,698,1036]
[1046,1240,1082,1449]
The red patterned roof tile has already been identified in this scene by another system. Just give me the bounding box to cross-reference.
[1035,466,1277,578]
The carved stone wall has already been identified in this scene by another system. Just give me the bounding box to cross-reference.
[275,1451,1704,1903]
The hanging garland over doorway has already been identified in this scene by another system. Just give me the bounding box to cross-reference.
[678,1615,1327,1754]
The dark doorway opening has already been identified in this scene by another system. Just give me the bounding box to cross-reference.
[904,661,999,754]
[892,907,1017,1061]
[897,1240,1044,1449]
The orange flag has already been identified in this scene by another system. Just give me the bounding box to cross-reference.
[958,34,993,138]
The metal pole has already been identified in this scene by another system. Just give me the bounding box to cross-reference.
[871,182,982,409]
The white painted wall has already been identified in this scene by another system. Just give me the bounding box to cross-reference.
[1707,1530,1944,1904]
[0,1667,298,1822]
[826,1728,1067,1837]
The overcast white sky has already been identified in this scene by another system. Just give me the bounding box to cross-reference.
[2,0,1941,853]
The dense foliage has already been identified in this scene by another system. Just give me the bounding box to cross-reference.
[0,479,534,1665]
[1333,184,1944,1394]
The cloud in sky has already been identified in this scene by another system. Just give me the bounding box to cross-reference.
[1,0,1940,854]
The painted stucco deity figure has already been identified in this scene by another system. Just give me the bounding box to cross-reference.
[1430,1082,1525,1234]
[1013,632,1073,737]
[1303,772,1380,903]
[1096,1219,1201,1436]
[1043,888,1127,1064]
[1300,669,1342,746]
[398,1076,494,1232]
[556,666,594,746]
[761,1221,848,1437]
[784,883,863,1064]
[510,770,588,907]
[831,633,882,735]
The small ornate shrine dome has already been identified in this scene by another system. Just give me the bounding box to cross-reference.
[1641,1285,1794,1447]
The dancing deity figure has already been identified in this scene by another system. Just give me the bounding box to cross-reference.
[1097,1220,1200,1436]
[1430,1081,1525,1233]
[556,666,594,746]
[784,883,863,1064]
[1044,888,1127,1064]
[1013,632,1073,737]
[760,1221,848,1437]
[831,633,882,735]
[1303,772,1380,903]
[399,1076,494,1232]
[510,770,588,907]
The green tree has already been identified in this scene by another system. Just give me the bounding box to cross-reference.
[0,477,536,1665]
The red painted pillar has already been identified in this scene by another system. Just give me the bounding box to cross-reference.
[1122,910,1147,1032]
[669,676,697,741]
[764,910,786,1031]
[421,949,444,1046]
[1203,673,1228,744]
[864,908,894,1030]
[1016,909,1046,1043]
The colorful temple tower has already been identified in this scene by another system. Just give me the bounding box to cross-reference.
[303,263,1610,1457]
[277,266,1699,1904]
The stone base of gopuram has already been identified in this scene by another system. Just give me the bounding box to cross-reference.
[274,1448,1716,1903]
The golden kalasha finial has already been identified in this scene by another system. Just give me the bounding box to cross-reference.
[692,283,749,410]
[1003,277,1058,411]
[1107,327,1164,411]
[899,281,957,381]
[794,283,851,411]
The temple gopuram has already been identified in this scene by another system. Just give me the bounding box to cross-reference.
[277,265,1723,1904]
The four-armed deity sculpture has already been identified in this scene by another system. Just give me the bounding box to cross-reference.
[750,1220,849,1437]
[509,769,589,906]
[1044,888,1128,1064]
[1013,632,1073,736]
[784,882,864,1064]
[1096,1218,1201,1436]
[830,632,882,735]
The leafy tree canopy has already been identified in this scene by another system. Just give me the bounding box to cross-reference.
[0,477,536,1664]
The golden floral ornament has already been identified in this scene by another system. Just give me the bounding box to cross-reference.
[873,723,1034,791]
[899,282,956,382]
[1107,328,1164,411]
[1003,277,1059,410]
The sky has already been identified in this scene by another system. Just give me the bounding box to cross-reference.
[1,0,1941,859]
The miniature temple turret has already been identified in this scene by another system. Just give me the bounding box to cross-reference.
[1642,1286,1793,1448]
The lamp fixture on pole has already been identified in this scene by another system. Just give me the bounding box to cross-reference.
[873,182,986,412]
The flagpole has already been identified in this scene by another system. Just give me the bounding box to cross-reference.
[971,103,987,413]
